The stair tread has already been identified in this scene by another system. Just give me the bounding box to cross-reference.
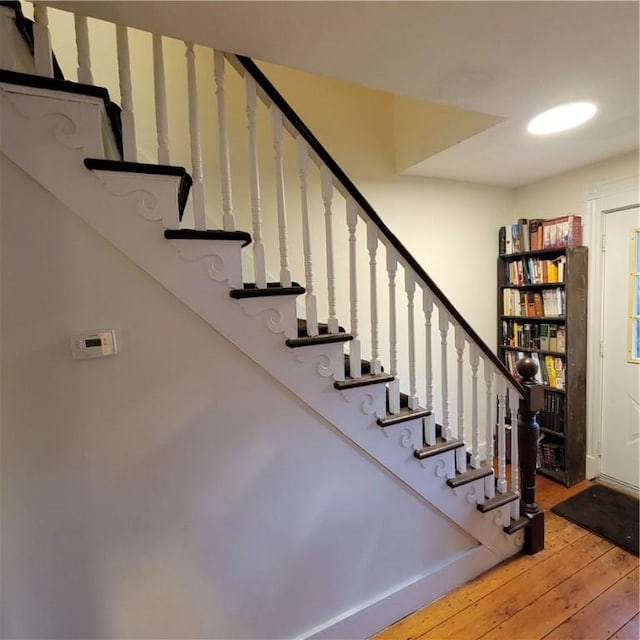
[378,406,431,427]
[414,438,464,459]
[165,228,251,247]
[504,515,530,534]
[230,283,305,299]
[297,318,346,337]
[334,372,396,390]
[477,491,518,513]
[285,333,353,348]
[84,158,192,218]
[446,465,494,488]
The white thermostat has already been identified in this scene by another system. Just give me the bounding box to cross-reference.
[70,329,117,359]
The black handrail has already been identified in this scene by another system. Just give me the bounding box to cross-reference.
[233,54,526,397]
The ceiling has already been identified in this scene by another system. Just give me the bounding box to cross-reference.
[46,1,639,188]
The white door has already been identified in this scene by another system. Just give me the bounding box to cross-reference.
[600,204,640,491]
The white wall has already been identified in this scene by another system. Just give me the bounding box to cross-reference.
[0,156,477,639]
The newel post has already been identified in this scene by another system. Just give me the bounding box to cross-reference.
[516,357,545,554]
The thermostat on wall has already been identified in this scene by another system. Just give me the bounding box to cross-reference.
[70,329,117,359]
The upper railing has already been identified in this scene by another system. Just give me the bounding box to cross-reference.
[1,1,543,530]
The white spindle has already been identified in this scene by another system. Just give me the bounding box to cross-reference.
[346,199,361,377]
[405,269,418,410]
[321,166,338,332]
[386,247,400,414]
[271,105,292,287]
[185,42,206,230]
[1,5,16,71]
[116,25,137,162]
[246,76,267,289]
[33,3,53,78]
[74,15,93,84]
[509,388,520,519]
[454,324,466,472]
[483,360,496,499]
[214,50,235,232]
[496,379,508,494]
[152,34,170,164]
[439,310,452,440]
[367,222,382,375]
[469,345,481,469]
[423,288,436,445]
[297,137,318,336]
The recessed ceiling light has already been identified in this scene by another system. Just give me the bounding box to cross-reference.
[527,102,597,135]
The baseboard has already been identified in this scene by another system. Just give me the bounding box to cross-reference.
[299,544,500,640]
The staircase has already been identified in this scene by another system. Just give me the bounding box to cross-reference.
[0,3,545,638]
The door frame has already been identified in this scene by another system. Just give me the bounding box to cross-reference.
[584,176,640,480]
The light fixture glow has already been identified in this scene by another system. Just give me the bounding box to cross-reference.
[527,102,597,135]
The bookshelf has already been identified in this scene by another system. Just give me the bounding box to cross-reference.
[497,243,588,487]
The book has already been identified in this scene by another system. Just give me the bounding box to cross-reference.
[519,218,530,252]
[530,352,543,384]
[529,218,544,251]
[556,326,566,353]
[498,226,506,255]
[542,215,582,248]
[533,292,544,316]
[540,323,550,350]
[549,325,558,352]
[545,355,557,388]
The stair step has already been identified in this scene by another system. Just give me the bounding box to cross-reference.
[414,438,464,460]
[164,228,251,247]
[378,406,431,428]
[296,318,346,337]
[285,333,353,348]
[334,372,395,391]
[84,158,193,218]
[476,491,518,513]
[344,354,385,376]
[503,515,530,535]
[230,282,305,299]
[446,466,494,488]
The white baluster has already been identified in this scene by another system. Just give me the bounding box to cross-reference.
[423,288,436,445]
[496,378,508,494]
[74,15,93,84]
[321,165,338,332]
[246,76,266,289]
[116,25,137,162]
[0,5,16,71]
[454,324,466,472]
[405,269,418,410]
[346,199,361,377]
[271,105,292,287]
[509,387,520,519]
[33,3,53,78]
[152,34,170,164]
[214,50,234,232]
[470,344,481,469]
[185,42,206,230]
[367,222,382,375]
[387,247,400,414]
[483,359,496,499]
[297,137,318,336]
[439,310,452,440]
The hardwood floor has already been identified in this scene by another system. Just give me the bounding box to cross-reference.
[374,476,639,640]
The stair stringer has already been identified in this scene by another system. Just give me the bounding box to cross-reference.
[0,83,524,561]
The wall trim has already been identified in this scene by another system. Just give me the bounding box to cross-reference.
[300,544,499,639]
[584,175,640,479]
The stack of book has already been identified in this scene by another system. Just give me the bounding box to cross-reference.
[538,438,566,472]
[499,215,582,255]
[502,288,565,317]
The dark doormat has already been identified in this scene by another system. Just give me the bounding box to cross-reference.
[551,483,639,556]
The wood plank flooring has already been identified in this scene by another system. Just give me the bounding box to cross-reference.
[374,476,639,640]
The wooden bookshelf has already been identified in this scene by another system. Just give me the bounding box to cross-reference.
[497,245,588,487]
